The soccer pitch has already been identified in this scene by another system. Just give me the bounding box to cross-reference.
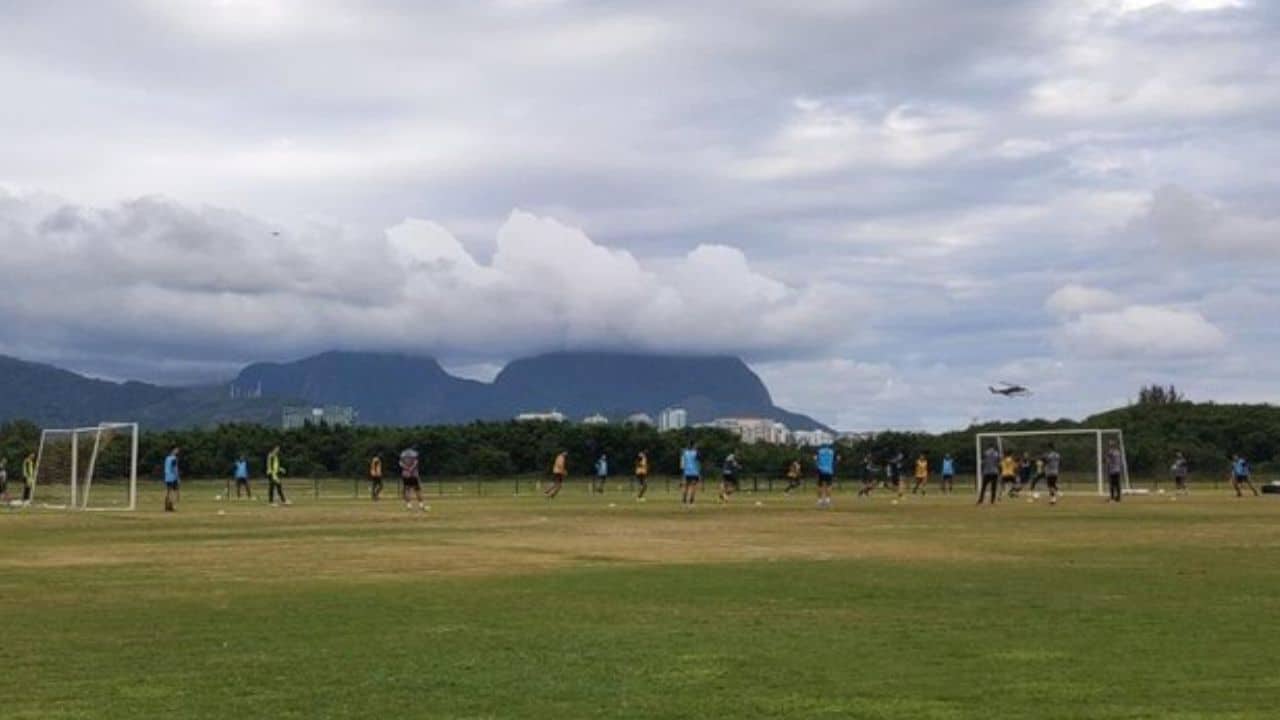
[4,484,1279,719]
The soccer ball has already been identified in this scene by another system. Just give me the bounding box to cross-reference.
[216,509,225,516]
[1032,492,1041,500]
[215,494,222,501]
[608,503,617,508]
[754,501,763,507]
[891,500,899,505]
[1157,488,1166,495]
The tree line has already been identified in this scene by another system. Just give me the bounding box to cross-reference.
[0,399,1275,482]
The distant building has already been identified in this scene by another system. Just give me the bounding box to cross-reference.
[582,414,609,425]
[515,411,567,423]
[710,418,791,445]
[283,405,356,430]
[625,413,655,426]
[658,407,688,432]
[792,429,836,447]
[837,431,874,443]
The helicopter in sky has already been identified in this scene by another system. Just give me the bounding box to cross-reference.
[988,382,1033,398]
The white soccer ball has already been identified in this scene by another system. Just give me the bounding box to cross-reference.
[891,500,899,505]
[608,503,616,508]
[216,510,225,516]
[215,494,222,501]
[1032,493,1041,500]
[754,501,763,507]
[1157,488,1166,495]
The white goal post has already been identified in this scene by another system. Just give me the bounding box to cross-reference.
[974,428,1131,496]
[32,422,139,511]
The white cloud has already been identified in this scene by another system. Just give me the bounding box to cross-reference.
[1059,305,1227,358]
[1141,185,1280,256]
[1046,284,1126,316]
[0,192,869,367]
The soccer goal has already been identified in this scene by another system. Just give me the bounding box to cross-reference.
[32,423,139,511]
[973,428,1131,497]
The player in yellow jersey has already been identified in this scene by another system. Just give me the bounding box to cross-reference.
[545,451,567,499]
[1000,451,1019,498]
[911,453,929,495]
[368,454,384,501]
[634,450,649,501]
[22,452,36,504]
[267,446,289,506]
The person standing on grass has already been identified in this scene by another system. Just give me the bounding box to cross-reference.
[1030,454,1046,493]
[593,453,609,494]
[718,451,741,503]
[1104,441,1124,502]
[234,455,252,500]
[978,445,1000,505]
[369,454,384,501]
[1044,443,1062,505]
[1000,450,1019,499]
[784,459,803,495]
[22,452,36,503]
[545,451,567,499]
[634,451,650,501]
[888,452,904,497]
[857,454,878,497]
[267,446,290,507]
[911,452,929,495]
[1231,454,1258,498]
[680,444,701,507]
[1171,451,1189,495]
[163,447,181,512]
[814,443,837,509]
[0,457,10,505]
[940,454,956,495]
[1018,453,1034,497]
[400,447,426,510]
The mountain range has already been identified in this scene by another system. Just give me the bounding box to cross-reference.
[0,351,828,431]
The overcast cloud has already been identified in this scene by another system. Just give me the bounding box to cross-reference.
[1,0,1277,430]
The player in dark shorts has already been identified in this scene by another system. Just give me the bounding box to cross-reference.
[234,455,252,500]
[546,451,567,499]
[369,454,384,501]
[1044,444,1062,505]
[940,454,956,495]
[887,452,903,496]
[718,452,741,503]
[783,459,803,495]
[400,447,426,511]
[680,445,701,507]
[1016,453,1034,497]
[1104,441,1124,502]
[0,457,9,505]
[1170,451,1189,495]
[1029,456,1046,492]
[634,451,650,500]
[978,445,1000,505]
[1231,454,1258,498]
[858,455,878,497]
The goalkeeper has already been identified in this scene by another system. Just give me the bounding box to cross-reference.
[267,446,289,506]
[164,447,181,512]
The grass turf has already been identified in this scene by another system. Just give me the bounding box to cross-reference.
[2,483,1279,719]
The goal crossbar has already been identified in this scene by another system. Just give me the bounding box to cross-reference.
[974,428,1130,497]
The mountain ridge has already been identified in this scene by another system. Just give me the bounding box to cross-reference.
[0,351,830,431]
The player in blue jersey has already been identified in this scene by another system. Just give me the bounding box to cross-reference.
[593,453,609,494]
[234,454,252,500]
[815,443,837,509]
[940,454,956,494]
[1231,454,1258,497]
[163,447,181,512]
[680,444,701,507]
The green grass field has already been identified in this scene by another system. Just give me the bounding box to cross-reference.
[3,482,1279,719]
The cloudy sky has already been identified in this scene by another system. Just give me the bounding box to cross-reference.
[1,0,1277,430]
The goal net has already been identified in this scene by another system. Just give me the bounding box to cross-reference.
[973,428,1131,496]
[32,423,138,511]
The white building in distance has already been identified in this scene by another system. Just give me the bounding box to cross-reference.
[792,429,836,447]
[582,414,610,425]
[625,413,655,426]
[515,411,567,423]
[283,405,356,430]
[710,418,791,445]
[658,407,688,432]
